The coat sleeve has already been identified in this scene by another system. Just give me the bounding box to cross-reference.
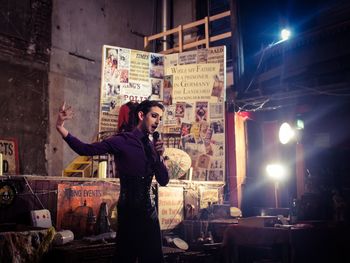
[154,158,169,186]
[63,133,120,156]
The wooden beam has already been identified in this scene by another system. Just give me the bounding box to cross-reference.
[210,32,232,42]
[145,10,232,53]
[178,25,183,53]
[205,17,210,48]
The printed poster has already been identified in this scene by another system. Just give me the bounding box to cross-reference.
[100,45,165,132]
[165,63,220,103]
[158,186,183,230]
[99,46,226,183]
[162,47,226,183]
[56,183,119,232]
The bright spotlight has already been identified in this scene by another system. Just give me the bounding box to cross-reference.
[280,29,291,41]
[266,164,286,181]
[266,163,287,208]
[279,122,295,144]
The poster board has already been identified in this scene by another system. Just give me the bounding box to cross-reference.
[0,138,19,175]
[99,46,164,132]
[56,182,119,232]
[99,45,226,183]
[158,186,183,230]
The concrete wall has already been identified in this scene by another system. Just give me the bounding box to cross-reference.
[173,0,195,27]
[0,0,51,175]
[48,0,157,176]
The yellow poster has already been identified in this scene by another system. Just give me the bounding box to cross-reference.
[166,63,220,103]
[129,50,150,83]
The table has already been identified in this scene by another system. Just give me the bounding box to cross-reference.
[222,223,349,263]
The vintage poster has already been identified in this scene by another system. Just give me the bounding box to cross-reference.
[164,53,178,68]
[195,102,208,122]
[0,138,19,175]
[180,123,192,137]
[192,169,207,181]
[158,186,184,230]
[199,188,219,209]
[175,102,186,118]
[163,75,173,105]
[163,105,177,126]
[179,50,197,65]
[208,170,224,181]
[162,47,226,183]
[165,63,220,103]
[99,45,226,183]
[118,48,130,69]
[207,46,226,79]
[150,78,163,101]
[197,49,208,64]
[56,182,119,234]
[210,103,224,119]
[100,45,165,132]
[129,49,150,83]
[150,54,164,79]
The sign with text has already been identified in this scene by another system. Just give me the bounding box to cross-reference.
[166,63,220,103]
[158,186,183,230]
[56,182,119,231]
[0,138,19,175]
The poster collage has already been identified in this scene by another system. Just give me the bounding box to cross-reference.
[100,45,226,183]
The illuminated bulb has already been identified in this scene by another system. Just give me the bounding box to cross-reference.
[279,122,295,144]
[281,29,291,41]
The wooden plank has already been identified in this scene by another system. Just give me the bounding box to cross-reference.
[144,37,149,49]
[205,17,210,48]
[183,39,206,49]
[147,27,180,41]
[178,25,183,53]
[209,10,231,22]
[183,18,206,30]
[210,32,232,42]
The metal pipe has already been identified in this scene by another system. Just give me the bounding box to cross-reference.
[162,0,169,51]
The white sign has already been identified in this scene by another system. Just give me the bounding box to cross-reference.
[158,186,183,230]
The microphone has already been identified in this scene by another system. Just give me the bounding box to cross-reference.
[153,131,162,158]
[153,131,160,142]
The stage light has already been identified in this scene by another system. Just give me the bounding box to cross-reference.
[281,29,291,41]
[279,122,295,144]
[266,163,287,208]
[266,163,286,181]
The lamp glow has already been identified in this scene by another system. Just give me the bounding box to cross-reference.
[279,122,295,144]
[266,163,287,208]
[266,164,286,181]
[281,29,291,41]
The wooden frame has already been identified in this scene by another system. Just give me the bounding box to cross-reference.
[144,11,232,54]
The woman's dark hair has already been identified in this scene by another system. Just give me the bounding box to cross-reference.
[135,100,164,120]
